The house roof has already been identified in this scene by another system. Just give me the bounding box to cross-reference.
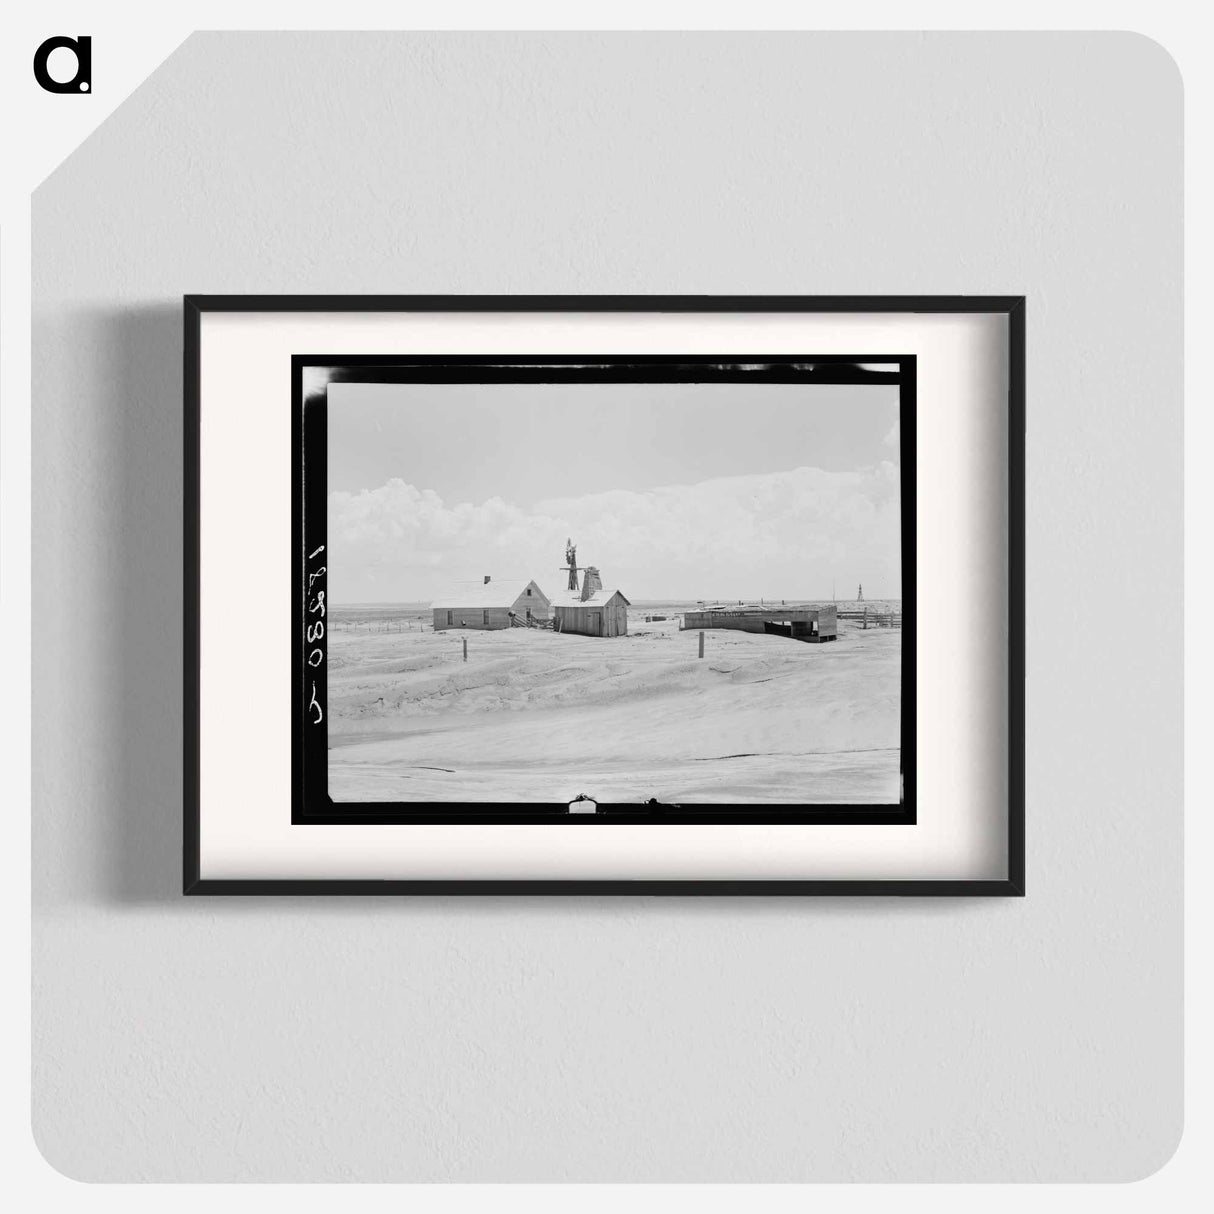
[549,587,631,609]
[430,578,547,610]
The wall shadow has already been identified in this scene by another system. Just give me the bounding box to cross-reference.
[88,304,185,905]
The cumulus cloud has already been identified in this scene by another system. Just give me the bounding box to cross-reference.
[328,464,901,603]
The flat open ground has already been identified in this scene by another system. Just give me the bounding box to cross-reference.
[327,617,901,805]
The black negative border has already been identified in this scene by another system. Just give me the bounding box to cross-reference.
[184,295,1025,896]
[294,355,914,826]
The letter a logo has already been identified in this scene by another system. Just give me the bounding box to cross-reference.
[33,36,92,94]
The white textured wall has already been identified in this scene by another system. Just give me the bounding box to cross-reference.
[32,32,1181,1181]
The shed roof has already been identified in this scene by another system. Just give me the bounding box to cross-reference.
[550,587,631,609]
[430,578,546,610]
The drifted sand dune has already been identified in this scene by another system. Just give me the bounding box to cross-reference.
[327,618,901,805]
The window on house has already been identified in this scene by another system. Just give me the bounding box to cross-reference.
[526,587,532,596]
[483,610,489,626]
[446,610,453,626]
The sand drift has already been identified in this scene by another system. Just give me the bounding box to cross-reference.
[326,617,901,805]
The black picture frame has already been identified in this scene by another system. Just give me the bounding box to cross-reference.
[184,295,1025,896]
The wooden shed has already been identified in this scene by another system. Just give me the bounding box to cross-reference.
[551,586,631,637]
[680,603,837,642]
[431,577,550,631]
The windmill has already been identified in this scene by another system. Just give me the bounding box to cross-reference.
[857,583,864,602]
[560,537,580,592]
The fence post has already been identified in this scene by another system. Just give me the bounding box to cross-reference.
[698,631,705,659]
[462,637,467,662]
[863,606,868,630]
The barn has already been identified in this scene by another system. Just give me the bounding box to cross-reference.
[431,576,550,631]
[551,569,630,638]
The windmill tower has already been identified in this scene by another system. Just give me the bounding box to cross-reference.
[857,583,864,602]
[560,538,580,592]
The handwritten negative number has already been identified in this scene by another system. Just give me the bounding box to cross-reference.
[306,546,325,725]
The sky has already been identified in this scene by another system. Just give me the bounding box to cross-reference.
[327,380,901,603]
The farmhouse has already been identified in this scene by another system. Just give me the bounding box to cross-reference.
[551,567,631,637]
[681,603,838,643]
[431,576,550,631]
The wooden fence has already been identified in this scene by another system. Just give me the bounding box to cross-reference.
[836,609,902,629]
[328,620,421,633]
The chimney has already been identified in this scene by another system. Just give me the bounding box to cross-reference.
[483,575,491,584]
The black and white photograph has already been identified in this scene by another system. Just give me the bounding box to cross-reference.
[298,357,914,819]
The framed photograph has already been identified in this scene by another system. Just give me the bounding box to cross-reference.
[185,296,1024,894]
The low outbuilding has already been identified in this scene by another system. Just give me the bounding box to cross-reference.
[551,569,630,638]
[681,603,837,642]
